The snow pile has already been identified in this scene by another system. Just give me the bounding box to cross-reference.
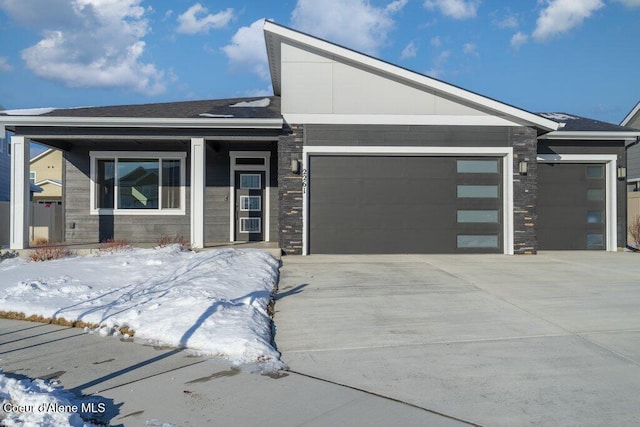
[0,247,283,368]
[0,370,102,426]
[0,108,57,116]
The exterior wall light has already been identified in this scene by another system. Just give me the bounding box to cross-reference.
[617,166,627,180]
[291,158,300,174]
[518,161,528,175]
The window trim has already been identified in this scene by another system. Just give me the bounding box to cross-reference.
[240,195,261,212]
[29,171,36,185]
[90,151,187,216]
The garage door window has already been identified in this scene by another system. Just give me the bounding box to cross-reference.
[457,185,499,198]
[586,165,604,178]
[456,160,499,174]
[587,234,604,249]
[457,235,499,248]
[587,188,605,201]
[457,210,499,223]
[587,211,603,224]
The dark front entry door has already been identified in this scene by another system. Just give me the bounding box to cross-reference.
[235,171,265,241]
[538,163,607,250]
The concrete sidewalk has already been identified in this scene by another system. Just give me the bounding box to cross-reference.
[274,251,640,427]
[0,319,466,426]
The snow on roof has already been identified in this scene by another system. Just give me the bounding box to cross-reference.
[538,113,579,121]
[199,113,234,118]
[230,98,271,108]
[0,108,57,116]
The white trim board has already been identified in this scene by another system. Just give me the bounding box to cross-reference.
[537,154,618,252]
[302,146,514,256]
[229,151,271,242]
[282,114,528,127]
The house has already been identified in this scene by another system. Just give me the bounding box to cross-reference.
[2,21,639,253]
[620,101,640,191]
[30,148,63,204]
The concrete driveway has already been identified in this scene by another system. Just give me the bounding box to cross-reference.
[274,251,640,426]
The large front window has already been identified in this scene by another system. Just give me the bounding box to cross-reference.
[91,152,186,215]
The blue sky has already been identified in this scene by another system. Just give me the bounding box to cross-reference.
[0,0,639,124]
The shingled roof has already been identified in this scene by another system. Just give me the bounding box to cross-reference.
[2,97,281,120]
[538,112,634,132]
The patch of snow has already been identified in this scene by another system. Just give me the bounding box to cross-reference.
[230,98,271,108]
[0,108,57,116]
[0,247,283,369]
[539,113,578,121]
[0,370,103,426]
[199,113,234,118]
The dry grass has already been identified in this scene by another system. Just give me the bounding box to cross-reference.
[156,234,191,251]
[98,238,131,253]
[29,243,73,262]
[629,216,640,249]
[30,237,49,246]
[0,310,135,336]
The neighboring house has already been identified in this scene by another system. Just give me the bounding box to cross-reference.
[620,101,640,191]
[0,135,9,201]
[29,148,63,204]
[2,21,640,253]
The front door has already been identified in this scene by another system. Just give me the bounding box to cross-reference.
[235,171,265,241]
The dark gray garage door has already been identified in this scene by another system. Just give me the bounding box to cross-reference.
[538,163,607,250]
[308,156,502,254]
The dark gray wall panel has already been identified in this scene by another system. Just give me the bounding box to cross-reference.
[305,125,511,147]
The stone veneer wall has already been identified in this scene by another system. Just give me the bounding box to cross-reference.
[511,126,538,254]
[278,124,304,254]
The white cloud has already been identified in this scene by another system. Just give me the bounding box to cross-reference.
[291,0,406,55]
[400,41,417,59]
[0,57,12,71]
[511,31,528,49]
[222,19,269,80]
[423,0,480,19]
[1,0,166,95]
[492,12,518,29]
[431,36,442,47]
[533,0,605,42]
[176,4,234,34]
[427,50,451,78]
[614,0,640,6]
[463,42,478,55]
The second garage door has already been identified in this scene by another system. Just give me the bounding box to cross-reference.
[308,155,503,254]
[538,163,607,250]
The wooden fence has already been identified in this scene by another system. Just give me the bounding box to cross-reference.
[0,201,63,246]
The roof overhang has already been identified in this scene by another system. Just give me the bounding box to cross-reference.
[1,116,284,136]
[264,21,559,132]
[538,130,640,143]
[621,101,640,127]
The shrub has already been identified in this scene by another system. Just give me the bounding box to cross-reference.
[629,216,640,249]
[29,243,72,262]
[156,234,191,251]
[98,238,131,253]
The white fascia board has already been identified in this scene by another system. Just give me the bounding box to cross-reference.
[35,179,62,187]
[620,101,640,126]
[283,113,526,127]
[263,21,558,132]
[0,116,283,132]
[29,148,54,164]
[538,131,640,141]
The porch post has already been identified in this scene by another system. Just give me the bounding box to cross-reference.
[190,138,205,249]
[10,136,30,249]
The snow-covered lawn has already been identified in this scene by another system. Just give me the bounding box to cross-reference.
[0,246,282,365]
[0,246,283,425]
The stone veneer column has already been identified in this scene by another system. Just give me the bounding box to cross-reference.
[512,126,538,254]
[278,124,304,255]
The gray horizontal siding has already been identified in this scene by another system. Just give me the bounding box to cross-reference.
[0,151,9,201]
[305,125,511,147]
[627,145,640,181]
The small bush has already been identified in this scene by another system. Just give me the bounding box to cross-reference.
[29,243,72,262]
[156,234,191,251]
[629,216,640,249]
[31,237,49,246]
[98,238,131,253]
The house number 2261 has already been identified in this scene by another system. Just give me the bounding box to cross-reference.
[302,168,308,194]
